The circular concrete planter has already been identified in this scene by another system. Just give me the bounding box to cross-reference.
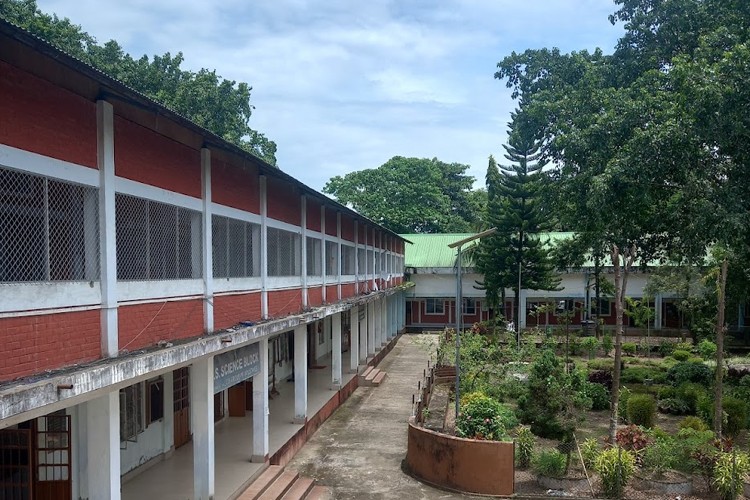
[634,471,692,496]
[744,479,749,498]
[537,474,589,492]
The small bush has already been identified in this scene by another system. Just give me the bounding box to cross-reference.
[658,386,676,400]
[628,394,657,427]
[580,438,600,470]
[658,397,691,415]
[659,340,677,357]
[697,339,717,359]
[622,342,637,356]
[679,416,709,431]
[616,424,651,452]
[667,361,713,387]
[642,436,678,474]
[595,447,636,498]
[588,359,614,372]
[676,382,708,414]
[515,426,535,469]
[588,369,613,390]
[456,392,515,440]
[587,382,611,411]
[601,334,613,356]
[723,397,748,437]
[533,449,567,478]
[675,341,694,352]
[621,366,666,384]
[618,386,631,422]
[671,349,692,361]
[713,451,750,500]
[581,337,599,358]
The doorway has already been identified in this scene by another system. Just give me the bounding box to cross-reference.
[173,367,191,449]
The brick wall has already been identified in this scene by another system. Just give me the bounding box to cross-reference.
[0,61,96,168]
[114,116,202,198]
[307,286,324,307]
[341,215,354,242]
[340,283,356,300]
[267,176,301,225]
[213,292,262,330]
[0,310,100,381]
[325,285,338,302]
[325,210,337,236]
[211,157,260,213]
[306,198,321,232]
[118,299,204,351]
[267,289,304,319]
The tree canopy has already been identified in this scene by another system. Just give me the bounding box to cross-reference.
[0,0,277,165]
[323,156,482,234]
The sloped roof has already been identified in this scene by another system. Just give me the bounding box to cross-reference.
[401,233,479,268]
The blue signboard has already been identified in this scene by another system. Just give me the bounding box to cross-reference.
[213,342,260,394]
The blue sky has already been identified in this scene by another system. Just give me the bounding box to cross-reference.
[37,0,624,192]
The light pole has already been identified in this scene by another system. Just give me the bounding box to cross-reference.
[448,228,497,425]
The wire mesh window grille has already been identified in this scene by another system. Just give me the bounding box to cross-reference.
[325,240,338,276]
[212,215,259,278]
[0,167,100,283]
[115,194,202,280]
[341,244,355,275]
[357,248,366,275]
[380,251,386,275]
[306,237,321,276]
[119,383,144,443]
[267,227,300,276]
[368,249,375,275]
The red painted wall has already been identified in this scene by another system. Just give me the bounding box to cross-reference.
[358,226,367,245]
[341,215,355,242]
[0,310,100,381]
[0,61,96,168]
[213,292,262,330]
[306,198,321,232]
[325,210,338,237]
[307,286,324,307]
[325,285,338,302]
[211,158,260,214]
[340,283,356,300]
[267,176,301,226]
[118,299,204,350]
[114,117,201,198]
[268,289,303,318]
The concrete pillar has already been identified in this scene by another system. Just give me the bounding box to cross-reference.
[374,299,382,348]
[654,293,663,330]
[252,337,269,462]
[359,305,368,363]
[201,148,214,334]
[518,290,527,330]
[381,297,387,345]
[350,306,359,373]
[321,206,327,302]
[162,371,175,453]
[367,302,375,356]
[294,325,307,423]
[331,312,342,388]
[260,176,268,319]
[191,357,215,500]
[86,392,120,500]
[301,195,308,307]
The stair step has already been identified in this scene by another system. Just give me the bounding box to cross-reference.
[238,465,284,499]
[280,477,314,500]
[305,485,332,500]
[258,470,299,500]
[364,368,379,382]
[360,366,374,379]
[372,371,386,386]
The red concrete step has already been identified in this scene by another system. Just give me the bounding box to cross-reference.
[364,368,380,382]
[238,465,284,499]
[360,366,374,379]
[258,470,299,500]
[280,477,314,500]
[305,485,332,500]
[372,371,387,386]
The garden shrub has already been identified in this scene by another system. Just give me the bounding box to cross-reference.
[641,436,678,475]
[456,392,515,440]
[601,333,613,356]
[676,382,708,414]
[595,447,636,498]
[587,382,610,411]
[515,426,535,469]
[658,397,690,415]
[588,369,613,390]
[672,428,716,474]
[675,341,694,352]
[667,361,713,387]
[657,386,676,400]
[622,342,637,356]
[579,438,600,470]
[722,396,748,437]
[581,336,599,359]
[618,386,631,422]
[679,416,709,431]
[659,339,677,357]
[621,366,666,384]
[697,339,717,360]
[587,359,614,372]
[533,449,567,478]
[713,451,750,500]
[671,349,692,361]
[616,424,651,452]
[627,394,657,427]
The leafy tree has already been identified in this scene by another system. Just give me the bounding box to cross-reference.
[323,156,481,234]
[0,0,277,164]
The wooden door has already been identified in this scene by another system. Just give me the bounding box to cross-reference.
[227,384,246,417]
[0,427,32,499]
[173,367,191,449]
[33,412,71,500]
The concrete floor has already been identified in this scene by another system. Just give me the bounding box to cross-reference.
[121,353,357,500]
[286,334,470,499]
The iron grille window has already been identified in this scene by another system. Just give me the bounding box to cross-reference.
[325,241,338,276]
[341,245,355,275]
[366,249,373,274]
[212,215,259,278]
[380,251,386,275]
[267,227,300,276]
[115,194,202,280]
[357,248,366,274]
[0,167,99,282]
[426,299,444,315]
[119,383,144,443]
[306,237,321,276]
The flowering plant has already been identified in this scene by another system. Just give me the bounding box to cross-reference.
[456,392,516,441]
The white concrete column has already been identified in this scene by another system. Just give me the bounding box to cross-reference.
[359,306,368,363]
[86,391,120,500]
[354,221,359,293]
[381,297,388,345]
[162,371,175,453]
[301,195,308,307]
[252,337,269,462]
[337,212,342,300]
[518,290,527,330]
[374,299,382,349]
[654,293,663,330]
[97,100,118,357]
[367,301,375,356]
[350,306,360,372]
[260,176,268,319]
[294,325,307,423]
[201,148,214,333]
[331,312,342,388]
[191,357,215,499]
[321,206,327,302]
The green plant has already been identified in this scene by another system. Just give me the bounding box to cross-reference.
[601,333,613,357]
[622,342,637,356]
[676,382,707,414]
[722,396,748,437]
[595,447,636,498]
[579,438,600,470]
[658,397,691,415]
[675,341,694,352]
[618,386,632,422]
[671,349,692,361]
[621,366,666,384]
[667,361,713,387]
[587,382,610,411]
[659,339,677,357]
[533,449,567,478]
[456,392,516,441]
[616,424,651,452]
[641,436,678,475]
[627,394,657,427]
[587,358,615,371]
[515,426,535,468]
[713,451,750,500]
[581,336,599,359]
[697,339,717,359]
[679,416,709,431]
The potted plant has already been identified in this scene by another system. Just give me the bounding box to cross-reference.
[636,437,693,495]
[532,448,589,492]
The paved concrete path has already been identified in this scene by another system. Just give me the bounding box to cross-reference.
[286,334,470,500]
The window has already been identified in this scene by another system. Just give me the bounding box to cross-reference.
[463,298,476,315]
[306,237,321,276]
[146,378,164,425]
[325,240,338,276]
[366,249,374,274]
[120,383,144,442]
[267,227,300,276]
[357,248,366,275]
[0,167,99,282]
[212,215,259,278]
[116,194,202,280]
[425,298,444,315]
[593,298,611,316]
[341,245,355,275]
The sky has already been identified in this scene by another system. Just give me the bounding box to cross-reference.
[36,0,625,192]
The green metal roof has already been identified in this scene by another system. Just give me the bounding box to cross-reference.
[401,233,479,268]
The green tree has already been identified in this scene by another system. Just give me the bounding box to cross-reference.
[323,156,481,234]
[0,0,277,164]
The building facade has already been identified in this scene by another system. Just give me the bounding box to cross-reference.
[0,20,408,500]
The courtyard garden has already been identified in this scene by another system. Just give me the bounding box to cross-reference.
[417,324,750,499]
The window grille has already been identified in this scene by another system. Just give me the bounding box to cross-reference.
[0,167,99,282]
[325,240,338,276]
[341,244,355,275]
[212,215,259,278]
[366,249,373,275]
[267,227,300,276]
[115,194,202,280]
[426,299,444,315]
[380,251,386,275]
[306,237,321,276]
[357,248,366,275]
[119,383,144,443]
